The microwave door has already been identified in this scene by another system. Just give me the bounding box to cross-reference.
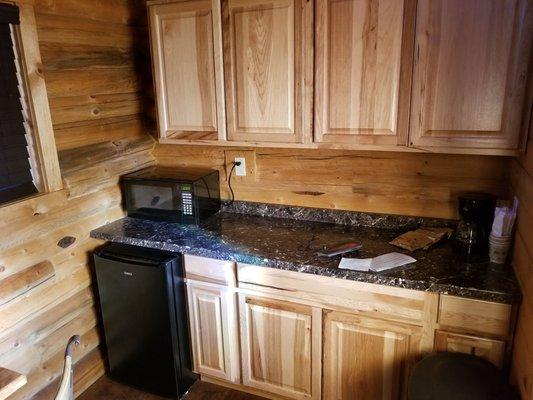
[127,182,177,220]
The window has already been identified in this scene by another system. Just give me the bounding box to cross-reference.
[0,1,62,207]
[0,3,38,204]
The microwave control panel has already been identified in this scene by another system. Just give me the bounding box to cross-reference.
[180,184,193,216]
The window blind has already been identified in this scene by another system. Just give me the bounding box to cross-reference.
[0,3,38,205]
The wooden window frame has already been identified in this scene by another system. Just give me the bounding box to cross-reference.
[0,0,62,205]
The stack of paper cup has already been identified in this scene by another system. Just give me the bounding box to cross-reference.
[488,234,512,264]
[489,197,518,264]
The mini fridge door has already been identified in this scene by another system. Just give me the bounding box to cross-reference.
[94,244,191,398]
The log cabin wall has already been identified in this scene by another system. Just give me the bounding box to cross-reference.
[509,125,533,398]
[0,1,154,399]
[155,145,509,220]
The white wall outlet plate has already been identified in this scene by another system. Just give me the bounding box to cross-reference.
[234,157,246,176]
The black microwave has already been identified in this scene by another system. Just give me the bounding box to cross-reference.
[123,167,220,224]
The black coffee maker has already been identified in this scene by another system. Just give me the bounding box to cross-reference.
[454,193,496,260]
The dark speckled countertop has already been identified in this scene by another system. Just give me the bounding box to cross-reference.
[90,202,520,304]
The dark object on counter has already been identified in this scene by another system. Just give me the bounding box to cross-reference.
[454,193,496,261]
[123,166,220,224]
[94,243,197,399]
[408,353,518,400]
[316,241,362,257]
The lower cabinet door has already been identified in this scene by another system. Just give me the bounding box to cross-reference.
[434,330,505,368]
[238,294,321,399]
[187,282,240,382]
[323,310,422,400]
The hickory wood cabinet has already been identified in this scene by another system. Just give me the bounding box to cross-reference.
[322,310,422,399]
[148,0,532,154]
[183,256,517,400]
[409,0,532,152]
[148,0,226,141]
[223,0,312,144]
[183,255,240,383]
[314,0,415,147]
[238,294,321,399]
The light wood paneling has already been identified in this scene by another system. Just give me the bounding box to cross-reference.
[155,144,508,219]
[187,282,240,383]
[239,294,320,399]
[438,295,513,337]
[0,1,155,399]
[148,0,226,140]
[184,255,236,287]
[315,0,414,146]
[237,263,437,327]
[34,0,143,25]
[509,114,533,398]
[434,330,505,368]
[223,0,312,143]
[189,256,516,399]
[410,0,532,151]
[323,310,421,400]
[511,300,533,398]
[0,261,55,307]
[0,368,26,400]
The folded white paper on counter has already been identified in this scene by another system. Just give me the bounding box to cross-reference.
[339,252,416,272]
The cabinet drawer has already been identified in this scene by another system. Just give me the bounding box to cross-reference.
[237,263,436,326]
[434,330,505,368]
[438,295,512,337]
[184,255,236,286]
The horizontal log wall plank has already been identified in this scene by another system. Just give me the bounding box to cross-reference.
[0,261,55,307]
[54,116,150,151]
[45,68,144,99]
[509,135,533,398]
[34,0,143,25]
[155,145,508,219]
[58,136,154,173]
[0,1,153,399]
[31,348,105,400]
[36,13,139,47]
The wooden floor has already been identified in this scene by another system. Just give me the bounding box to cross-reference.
[78,376,265,400]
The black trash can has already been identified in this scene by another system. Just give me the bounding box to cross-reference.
[408,353,518,400]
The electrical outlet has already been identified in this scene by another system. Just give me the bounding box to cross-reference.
[224,150,256,182]
[235,157,246,176]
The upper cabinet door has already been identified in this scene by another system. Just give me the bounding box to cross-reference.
[223,0,312,143]
[314,0,414,146]
[149,0,226,140]
[410,0,532,152]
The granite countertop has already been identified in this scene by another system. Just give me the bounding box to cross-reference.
[90,204,521,304]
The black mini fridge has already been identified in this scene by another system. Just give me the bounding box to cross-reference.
[93,243,197,398]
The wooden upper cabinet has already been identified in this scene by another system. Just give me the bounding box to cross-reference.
[314,0,415,146]
[222,0,312,143]
[410,0,532,152]
[148,0,226,140]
